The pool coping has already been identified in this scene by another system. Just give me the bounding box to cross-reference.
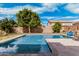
[45,38,72,56]
[0,34,26,44]
[45,38,79,56]
[25,33,66,35]
[0,34,68,44]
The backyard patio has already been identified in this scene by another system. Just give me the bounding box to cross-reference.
[46,39,79,56]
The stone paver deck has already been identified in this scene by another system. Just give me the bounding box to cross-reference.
[46,39,79,56]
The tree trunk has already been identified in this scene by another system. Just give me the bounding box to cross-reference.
[28,26,30,33]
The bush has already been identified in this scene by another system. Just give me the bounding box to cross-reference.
[52,22,61,33]
[0,18,16,33]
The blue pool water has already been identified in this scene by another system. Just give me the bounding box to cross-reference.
[10,35,53,54]
[0,35,65,55]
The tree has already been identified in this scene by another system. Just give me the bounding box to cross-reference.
[0,18,16,33]
[52,22,61,33]
[9,18,17,27]
[16,9,41,33]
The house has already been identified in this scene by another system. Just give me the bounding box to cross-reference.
[48,20,79,33]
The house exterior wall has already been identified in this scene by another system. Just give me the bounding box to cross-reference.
[48,20,79,33]
[48,20,73,26]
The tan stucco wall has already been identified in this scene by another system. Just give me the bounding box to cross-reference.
[0,30,6,35]
[13,27,23,33]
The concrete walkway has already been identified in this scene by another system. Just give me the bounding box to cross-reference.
[46,39,79,56]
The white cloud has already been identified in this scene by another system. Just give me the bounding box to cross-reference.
[43,3,58,8]
[41,16,79,21]
[0,5,43,15]
[41,16,55,19]
[0,17,4,20]
[0,3,60,15]
[0,7,21,15]
[53,16,79,19]
[72,19,79,22]
[65,3,79,14]
[0,14,14,20]
[42,3,59,12]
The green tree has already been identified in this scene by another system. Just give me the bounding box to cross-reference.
[9,18,17,27]
[0,18,16,33]
[16,9,41,33]
[52,22,61,33]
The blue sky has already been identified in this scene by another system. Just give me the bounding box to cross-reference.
[0,3,79,25]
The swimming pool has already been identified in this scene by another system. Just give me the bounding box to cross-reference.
[0,35,65,55]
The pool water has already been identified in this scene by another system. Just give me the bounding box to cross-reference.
[44,35,64,38]
[10,35,52,55]
[0,35,65,55]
